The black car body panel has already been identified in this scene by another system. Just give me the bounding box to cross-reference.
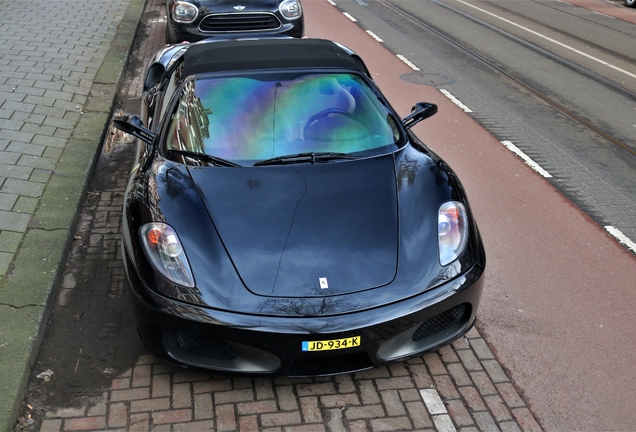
[114,38,486,376]
[190,156,399,298]
[166,0,304,43]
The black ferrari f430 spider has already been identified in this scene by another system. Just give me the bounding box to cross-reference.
[113,37,486,376]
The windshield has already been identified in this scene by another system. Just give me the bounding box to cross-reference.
[164,72,403,166]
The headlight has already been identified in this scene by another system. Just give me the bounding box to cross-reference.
[140,222,195,287]
[172,1,198,23]
[279,0,302,19]
[438,201,469,266]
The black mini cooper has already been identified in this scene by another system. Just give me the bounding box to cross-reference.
[165,0,304,44]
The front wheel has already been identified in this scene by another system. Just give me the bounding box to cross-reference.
[626,0,635,8]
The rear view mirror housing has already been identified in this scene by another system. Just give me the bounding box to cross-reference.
[402,102,438,130]
[113,115,156,144]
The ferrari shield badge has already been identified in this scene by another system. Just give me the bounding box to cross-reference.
[319,277,328,289]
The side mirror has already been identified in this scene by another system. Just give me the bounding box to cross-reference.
[113,115,156,144]
[401,102,438,130]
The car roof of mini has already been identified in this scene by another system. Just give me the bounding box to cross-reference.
[179,38,370,78]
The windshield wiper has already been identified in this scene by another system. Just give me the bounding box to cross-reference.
[254,152,359,167]
[167,149,241,167]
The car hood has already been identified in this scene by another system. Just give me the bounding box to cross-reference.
[188,155,398,298]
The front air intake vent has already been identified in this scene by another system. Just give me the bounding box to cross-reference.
[164,330,235,360]
[412,303,470,342]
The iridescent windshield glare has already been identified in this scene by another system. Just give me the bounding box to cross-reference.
[165,72,402,165]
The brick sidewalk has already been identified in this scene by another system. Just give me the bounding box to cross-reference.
[37,334,542,432]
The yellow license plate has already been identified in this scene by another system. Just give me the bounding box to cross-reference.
[302,336,361,352]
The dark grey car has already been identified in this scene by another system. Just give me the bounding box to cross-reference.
[166,0,304,44]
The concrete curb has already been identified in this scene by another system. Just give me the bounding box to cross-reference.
[0,0,146,430]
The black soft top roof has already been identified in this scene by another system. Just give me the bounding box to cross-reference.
[181,38,369,78]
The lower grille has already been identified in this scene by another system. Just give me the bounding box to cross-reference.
[199,13,282,33]
[412,303,470,342]
[163,330,235,360]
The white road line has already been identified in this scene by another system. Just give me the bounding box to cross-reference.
[342,12,357,22]
[592,10,614,19]
[456,0,636,80]
[605,226,636,254]
[439,89,473,113]
[326,0,336,5]
[366,30,384,43]
[501,140,553,178]
[420,388,447,415]
[396,54,420,71]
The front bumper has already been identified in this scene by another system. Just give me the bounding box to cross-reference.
[125,248,485,376]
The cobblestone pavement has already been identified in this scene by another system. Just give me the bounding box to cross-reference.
[19,0,543,431]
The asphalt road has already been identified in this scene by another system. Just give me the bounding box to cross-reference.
[17,0,636,431]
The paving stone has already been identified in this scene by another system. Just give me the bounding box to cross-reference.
[380,390,406,416]
[473,411,500,432]
[423,353,446,376]
[447,363,472,387]
[300,396,323,423]
[296,382,336,396]
[131,397,171,413]
[408,363,434,388]
[276,385,300,411]
[345,404,386,420]
[484,395,512,421]
[405,400,434,429]
[458,386,487,412]
[191,394,214,421]
[496,383,525,409]
[321,393,361,408]
[469,339,495,360]
[433,375,460,400]
[357,380,381,405]
[431,414,457,432]
[0,210,31,232]
[152,409,192,425]
[238,399,279,415]
[482,360,510,384]
[261,411,303,427]
[325,408,347,432]
[0,193,18,210]
[511,408,542,432]
[456,349,483,372]
[0,231,22,253]
[470,371,498,397]
[215,388,255,405]
[369,416,412,431]
[446,399,474,427]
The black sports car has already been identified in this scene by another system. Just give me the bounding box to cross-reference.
[165,0,304,44]
[113,37,486,376]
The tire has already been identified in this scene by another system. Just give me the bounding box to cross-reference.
[626,0,635,8]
